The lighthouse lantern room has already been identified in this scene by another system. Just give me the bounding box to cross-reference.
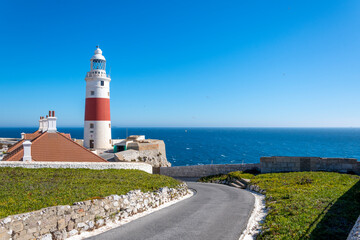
[84,46,112,150]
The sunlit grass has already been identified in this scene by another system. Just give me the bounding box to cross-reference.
[0,167,180,219]
[200,171,360,240]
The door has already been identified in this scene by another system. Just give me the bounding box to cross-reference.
[89,140,94,149]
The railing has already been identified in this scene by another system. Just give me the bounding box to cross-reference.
[85,72,110,78]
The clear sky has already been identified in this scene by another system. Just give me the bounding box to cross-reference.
[1,0,360,127]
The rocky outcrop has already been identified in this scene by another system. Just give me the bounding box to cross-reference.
[115,149,171,167]
[0,183,188,240]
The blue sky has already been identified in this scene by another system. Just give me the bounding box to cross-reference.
[1,0,360,127]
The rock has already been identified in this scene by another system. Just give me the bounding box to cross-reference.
[11,221,23,233]
[88,221,95,229]
[77,222,88,230]
[95,218,104,227]
[53,230,66,240]
[3,217,11,224]
[67,229,78,237]
[0,231,11,240]
[66,220,75,231]
[114,141,171,167]
[41,233,52,240]
[57,218,66,230]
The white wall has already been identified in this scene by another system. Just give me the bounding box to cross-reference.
[84,120,112,149]
[0,161,153,174]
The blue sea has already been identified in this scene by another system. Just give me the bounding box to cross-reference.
[1,127,360,166]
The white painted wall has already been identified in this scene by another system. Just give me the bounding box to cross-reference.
[85,75,111,99]
[84,120,112,149]
[47,117,57,133]
[22,140,32,162]
[0,161,153,174]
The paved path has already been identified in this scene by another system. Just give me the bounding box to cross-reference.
[87,182,255,240]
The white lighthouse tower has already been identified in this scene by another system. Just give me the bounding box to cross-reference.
[84,46,112,150]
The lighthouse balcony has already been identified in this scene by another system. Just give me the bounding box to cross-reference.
[86,72,110,78]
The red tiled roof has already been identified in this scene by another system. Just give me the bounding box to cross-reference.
[6,131,42,153]
[4,131,107,163]
[6,139,24,153]
[24,131,42,140]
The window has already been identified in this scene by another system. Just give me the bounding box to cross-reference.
[101,81,104,86]
[109,139,111,144]
[90,123,94,128]
[109,123,111,128]
[108,92,110,96]
[92,59,105,70]
[91,91,95,95]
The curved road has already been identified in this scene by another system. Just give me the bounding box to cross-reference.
[87,182,255,240]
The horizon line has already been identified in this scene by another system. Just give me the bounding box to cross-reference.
[1,126,360,129]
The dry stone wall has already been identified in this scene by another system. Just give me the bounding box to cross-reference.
[161,157,360,179]
[261,157,359,174]
[0,183,188,240]
[160,163,260,178]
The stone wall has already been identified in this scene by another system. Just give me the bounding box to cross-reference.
[261,157,359,174]
[0,183,188,240]
[160,163,260,178]
[0,161,153,174]
[160,157,360,178]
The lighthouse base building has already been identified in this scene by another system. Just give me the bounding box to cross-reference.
[84,47,112,150]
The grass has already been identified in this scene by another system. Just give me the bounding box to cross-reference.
[198,171,255,182]
[199,171,360,240]
[0,167,180,219]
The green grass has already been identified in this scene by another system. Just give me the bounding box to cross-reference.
[198,173,229,182]
[0,167,180,219]
[199,171,360,240]
[198,172,255,182]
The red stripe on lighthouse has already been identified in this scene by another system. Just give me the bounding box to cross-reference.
[85,98,111,121]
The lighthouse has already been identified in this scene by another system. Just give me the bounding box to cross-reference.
[84,46,112,150]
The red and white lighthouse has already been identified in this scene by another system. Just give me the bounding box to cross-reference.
[84,46,112,149]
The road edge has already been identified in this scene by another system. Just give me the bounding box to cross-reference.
[239,189,267,240]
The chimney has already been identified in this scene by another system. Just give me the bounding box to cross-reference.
[48,110,57,133]
[22,140,32,162]
[38,116,43,131]
[42,115,49,132]
[21,132,25,139]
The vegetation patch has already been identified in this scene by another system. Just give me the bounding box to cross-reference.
[199,171,360,240]
[199,171,254,183]
[0,167,180,219]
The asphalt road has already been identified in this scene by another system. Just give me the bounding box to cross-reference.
[87,182,255,240]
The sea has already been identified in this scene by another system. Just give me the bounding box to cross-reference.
[1,127,360,166]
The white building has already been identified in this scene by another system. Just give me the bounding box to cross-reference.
[84,46,112,150]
